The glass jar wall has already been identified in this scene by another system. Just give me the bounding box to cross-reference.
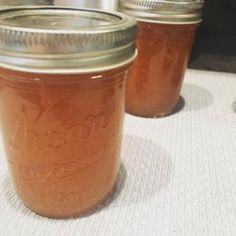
[0,7,136,218]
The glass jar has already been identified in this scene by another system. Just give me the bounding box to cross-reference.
[0,7,136,218]
[120,0,204,118]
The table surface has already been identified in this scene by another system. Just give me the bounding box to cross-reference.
[0,69,236,236]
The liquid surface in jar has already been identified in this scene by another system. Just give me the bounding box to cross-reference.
[126,21,198,117]
[0,67,127,218]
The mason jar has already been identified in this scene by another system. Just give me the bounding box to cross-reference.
[0,7,136,218]
[120,0,204,117]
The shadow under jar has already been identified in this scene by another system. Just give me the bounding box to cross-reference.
[120,0,204,118]
[0,7,136,218]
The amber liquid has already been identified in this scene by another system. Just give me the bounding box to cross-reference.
[126,21,198,117]
[0,67,128,218]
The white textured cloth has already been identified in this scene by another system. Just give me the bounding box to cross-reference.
[0,69,236,236]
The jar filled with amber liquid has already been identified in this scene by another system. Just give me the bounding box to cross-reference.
[0,7,137,218]
[120,0,204,117]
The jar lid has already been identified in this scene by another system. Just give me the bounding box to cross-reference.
[0,6,137,74]
[119,0,204,24]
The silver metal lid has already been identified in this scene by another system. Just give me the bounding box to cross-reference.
[119,0,204,24]
[0,6,137,74]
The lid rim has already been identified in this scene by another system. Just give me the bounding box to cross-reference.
[0,50,138,74]
[0,6,137,73]
[136,17,202,25]
[119,0,204,24]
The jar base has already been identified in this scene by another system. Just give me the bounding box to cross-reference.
[22,186,115,219]
[126,110,172,119]
[125,97,185,118]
